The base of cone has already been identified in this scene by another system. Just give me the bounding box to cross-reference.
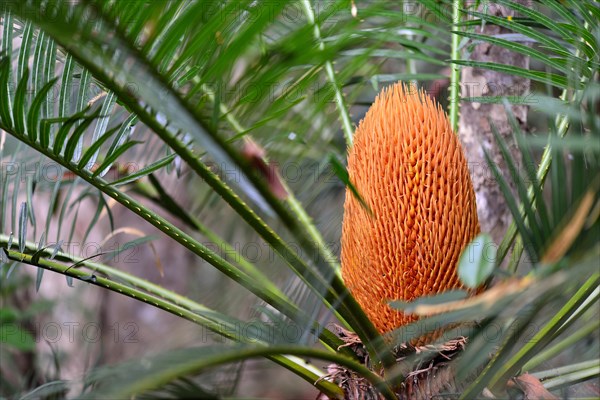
[317,325,469,400]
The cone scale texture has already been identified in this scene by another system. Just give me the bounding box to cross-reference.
[341,83,480,335]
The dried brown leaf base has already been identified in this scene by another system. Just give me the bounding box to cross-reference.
[317,325,468,400]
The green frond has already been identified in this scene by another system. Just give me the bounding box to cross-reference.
[1,0,598,398]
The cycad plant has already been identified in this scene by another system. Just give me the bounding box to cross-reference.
[0,1,598,399]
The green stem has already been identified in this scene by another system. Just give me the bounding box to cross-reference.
[542,365,599,391]
[0,128,343,352]
[1,246,344,398]
[197,88,394,368]
[4,0,392,369]
[1,247,238,338]
[301,0,354,148]
[449,0,462,133]
[96,344,395,400]
[1,234,258,322]
[401,0,418,88]
[133,176,349,355]
[200,84,341,274]
[533,358,600,381]
[143,174,279,288]
[297,0,395,370]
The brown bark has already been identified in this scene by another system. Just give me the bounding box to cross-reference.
[458,1,531,246]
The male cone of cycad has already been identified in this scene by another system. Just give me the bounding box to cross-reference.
[341,83,480,338]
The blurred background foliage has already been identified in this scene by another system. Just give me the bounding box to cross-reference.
[0,0,598,398]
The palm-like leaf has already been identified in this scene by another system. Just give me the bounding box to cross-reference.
[1,0,598,398]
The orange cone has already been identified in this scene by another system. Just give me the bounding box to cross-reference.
[341,83,480,338]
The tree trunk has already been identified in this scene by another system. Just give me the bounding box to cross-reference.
[458,0,531,246]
